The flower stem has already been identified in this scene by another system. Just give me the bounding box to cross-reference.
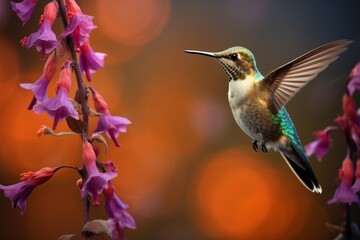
[343,130,358,239]
[57,0,91,235]
[83,196,90,224]
[57,0,90,134]
[344,203,352,240]
[53,165,79,172]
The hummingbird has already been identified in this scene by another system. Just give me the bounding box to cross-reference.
[185,40,352,193]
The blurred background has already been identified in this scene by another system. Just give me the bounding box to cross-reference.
[0,0,360,239]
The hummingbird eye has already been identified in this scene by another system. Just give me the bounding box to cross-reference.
[229,53,238,61]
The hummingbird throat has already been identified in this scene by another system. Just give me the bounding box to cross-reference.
[217,60,249,81]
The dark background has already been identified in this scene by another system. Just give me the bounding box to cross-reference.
[0,0,359,239]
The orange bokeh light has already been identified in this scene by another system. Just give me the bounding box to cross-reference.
[192,147,315,239]
[106,80,207,217]
[194,147,275,238]
[25,181,82,239]
[0,70,82,176]
[0,37,20,104]
[96,0,170,46]
[110,126,180,217]
[138,81,205,157]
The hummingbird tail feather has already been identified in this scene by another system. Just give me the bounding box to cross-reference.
[280,142,322,193]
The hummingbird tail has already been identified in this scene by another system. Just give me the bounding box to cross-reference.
[280,141,322,193]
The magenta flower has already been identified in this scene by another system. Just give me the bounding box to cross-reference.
[20,51,57,110]
[305,126,336,161]
[342,93,357,123]
[10,0,37,25]
[61,0,96,48]
[60,13,96,48]
[33,61,79,130]
[81,141,117,206]
[347,62,360,96]
[328,157,359,205]
[104,160,118,173]
[104,182,136,240]
[79,40,106,81]
[0,167,55,214]
[352,159,360,192]
[94,115,131,147]
[90,88,131,147]
[21,1,60,60]
[328,180,360,205]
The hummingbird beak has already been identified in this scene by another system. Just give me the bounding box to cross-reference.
[184,50,219,58]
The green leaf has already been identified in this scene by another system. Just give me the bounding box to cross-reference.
[66,117,85,134]
[57,234,79,240]
[82,220,112,240]
[90,134,108,154]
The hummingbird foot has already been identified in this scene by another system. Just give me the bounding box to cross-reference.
[260,143,268,152]
[252,140,259,152]
[252,140,268,153]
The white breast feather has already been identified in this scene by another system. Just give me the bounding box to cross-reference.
[227,76,256,109]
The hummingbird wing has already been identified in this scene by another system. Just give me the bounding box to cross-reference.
[262,40,352,114]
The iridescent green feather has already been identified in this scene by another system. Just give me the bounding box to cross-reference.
[277,107,302,147]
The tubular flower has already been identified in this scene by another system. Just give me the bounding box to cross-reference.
[33,61,79,130]
[90,88,131,147]
[328,157,359,205]
[21,1,60,60]
[342,93,357,123]
[352,160,360,192]
[103,160,118,173]
[20,51,57,110]
[0,167,55,214]
[81,141,117,206]
[10,0,37,25]
[305,126,336,161]
[79,40,106,81]
[60,0,96,48]
[104,182,136,240]
[347,62,360,96]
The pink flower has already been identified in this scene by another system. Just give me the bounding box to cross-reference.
[305,126,336,161]
[0,167,55,214]
[104,182,136,240]
[10,0,37,25]
[60,13,96,48]
[347,62,360,96]
[342,93,357,123]
[81,141,117,206]
[21,1,60,60]
[90,88,131,147]
[352,159,360,192]
[60,0,96,48]
[33,61,79,130]
[328,157,359,205]
[94,115,131,147]
[79,40,106,81]
[336,115,360,152]
[104,160,118,173]
[64,0,81,13]
[20,51,57,110]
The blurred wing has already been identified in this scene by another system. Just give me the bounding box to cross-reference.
[262,40,352,114]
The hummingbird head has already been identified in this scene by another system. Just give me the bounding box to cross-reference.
[185,47,260,81]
